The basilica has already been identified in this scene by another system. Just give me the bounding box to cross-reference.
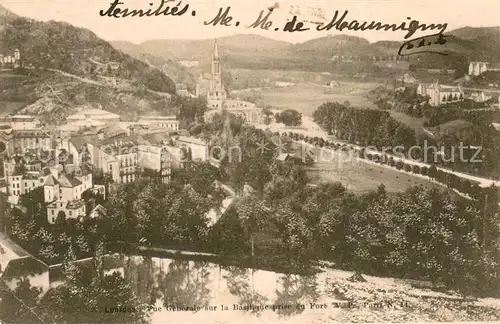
[199,39,263,124]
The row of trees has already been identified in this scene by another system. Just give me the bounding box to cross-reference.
[314,101,500,178]
[281,130,486,199]
[213,174,500,296]
[313,101,418,151]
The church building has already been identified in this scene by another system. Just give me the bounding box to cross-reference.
[417,81,464,107]
[198,39,263,124]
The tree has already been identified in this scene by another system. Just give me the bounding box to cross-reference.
[428,165,437,179]
[235,197,270,260]
[173,96,208,127]
[0,279,44,324]
[56,211,66,223]
[275,109,302,126]
[262,107,274,125]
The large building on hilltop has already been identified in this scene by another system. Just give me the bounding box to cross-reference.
[197,39,263,124]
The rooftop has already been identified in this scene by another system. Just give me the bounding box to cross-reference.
[67,108,121,121]
[0,232,30,261]
[58,174,82,188]
[7,195,19,205]
[90,204,107,218]
[176,136,207,146]
[1,256,48,279]
[11,129,50,138]
[22,173,40,180]
[66,200,86,209]
[43,174,59,186]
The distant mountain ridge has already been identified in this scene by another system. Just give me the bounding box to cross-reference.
[112,27,500,73]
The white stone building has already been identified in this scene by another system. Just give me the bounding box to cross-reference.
[417,81,464,107]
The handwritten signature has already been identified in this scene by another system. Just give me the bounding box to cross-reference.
[398,33,448,56]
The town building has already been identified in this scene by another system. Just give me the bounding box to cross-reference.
[468,62,500,76]
[204,101,263,124]
[0,49,22,69]
[59,119,107,135]
[164,146,185,169]
[174,136,209,162]
[175,83,193,97]
[136,144,172,184]
[85,141,137,184]
[0,115,41,130]
[135,115,179,131]
[89,204,107,220]
[43,165,95,224]
[0,127,51,156]
[177,60,199,68]
[416,81,464,106]
[79,136,173,184]
[66,108,121,125]
[467,91,492,103]
[0,233,50,293]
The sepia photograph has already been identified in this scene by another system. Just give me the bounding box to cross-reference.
[0,0,500,322]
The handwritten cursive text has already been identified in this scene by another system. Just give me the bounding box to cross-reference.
[316,10,447,39]
[99,0,189,18]
[398,33,448,56]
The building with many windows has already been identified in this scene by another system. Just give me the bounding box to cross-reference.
[137,145,172,184]
[416,81,464,107]
[468,61,500,76]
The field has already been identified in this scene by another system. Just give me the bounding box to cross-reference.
[257,82,379,116]
[308,158,445,195]
[387,111,427,135]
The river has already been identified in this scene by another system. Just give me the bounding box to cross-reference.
[122,255,324,324]
[113,255,500,323]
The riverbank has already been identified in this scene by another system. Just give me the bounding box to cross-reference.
[107,242,321,276]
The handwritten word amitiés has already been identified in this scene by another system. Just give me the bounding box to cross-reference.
[316,10,447,39]
[99,0,189,18]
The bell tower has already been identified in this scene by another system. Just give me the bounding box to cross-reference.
[207,39,227,105]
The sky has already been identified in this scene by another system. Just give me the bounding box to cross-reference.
[1,0,499,44]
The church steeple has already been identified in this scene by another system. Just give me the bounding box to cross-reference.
[213,38,219,60]
[207,38,227,104]
[211,39,221,76]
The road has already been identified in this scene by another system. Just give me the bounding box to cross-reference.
[296,138,497,188]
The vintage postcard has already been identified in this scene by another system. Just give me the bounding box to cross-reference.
[1,0,500,323]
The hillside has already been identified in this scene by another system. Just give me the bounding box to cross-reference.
[0,70,178,124]
[292,35,372,58]
[110,40,196,87]
[0,4,183,122]
[0,4,175,94]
